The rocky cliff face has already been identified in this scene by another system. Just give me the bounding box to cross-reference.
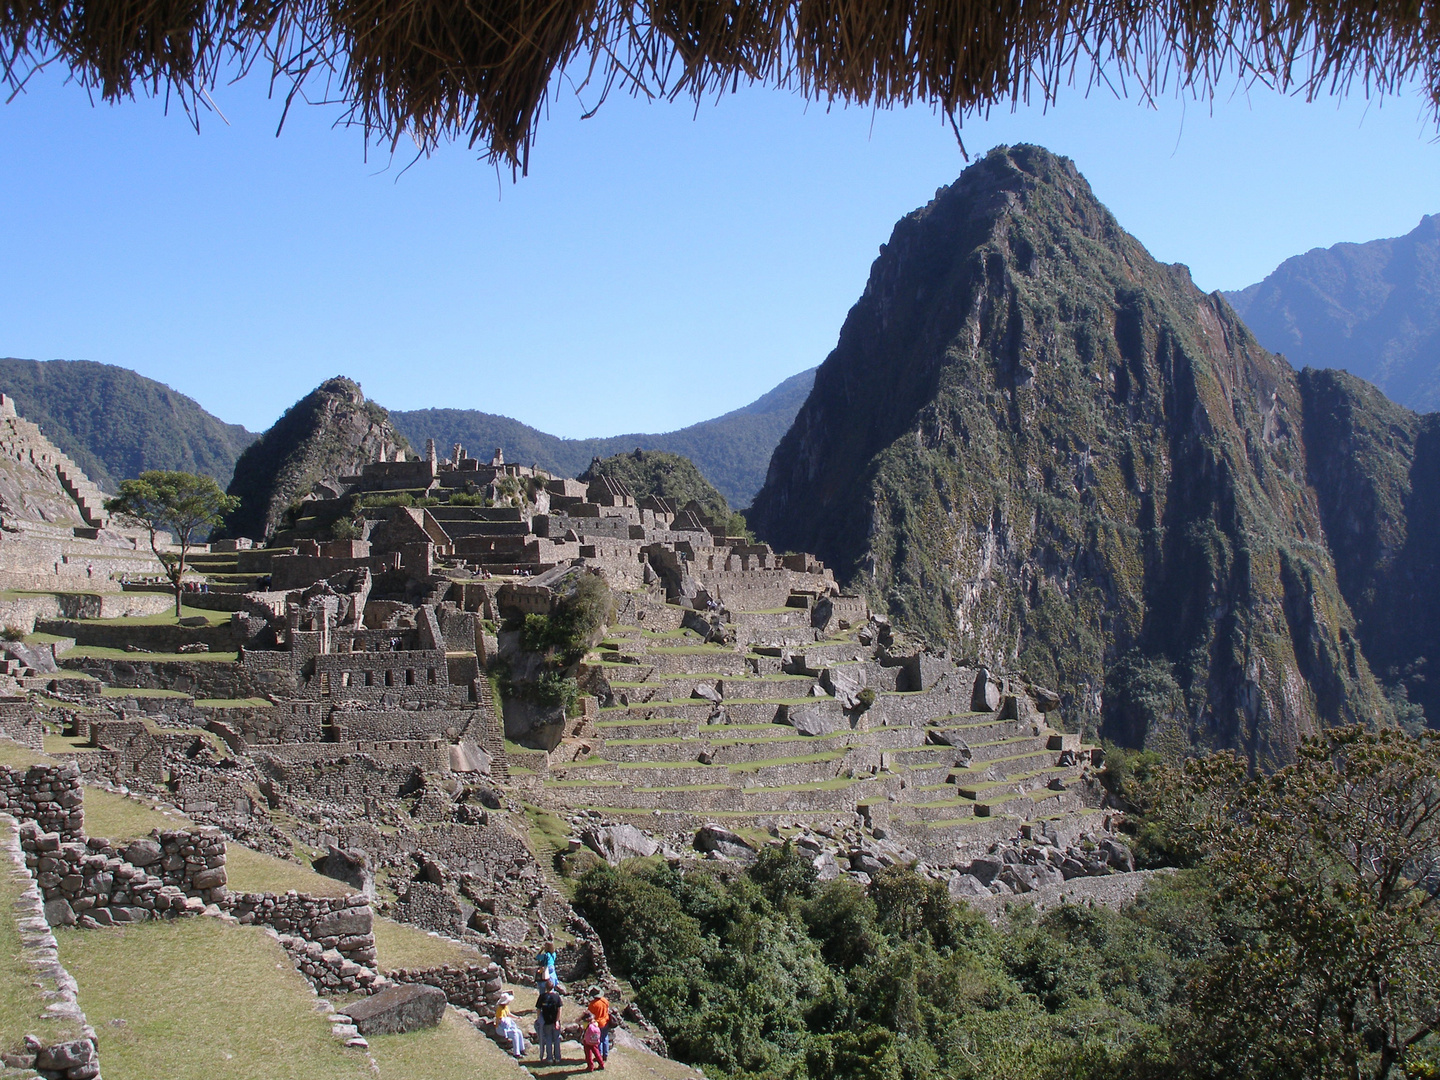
[224,378,403,541]
[1298,367,1440,728]
[749,145,1389,765]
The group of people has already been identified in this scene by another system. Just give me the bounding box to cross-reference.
[492,939,616,1072]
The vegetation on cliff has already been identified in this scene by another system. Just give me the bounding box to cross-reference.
[580,449,745,533]
[749,145,1389,763]
[222,377,403,542]
[0,356,255,490]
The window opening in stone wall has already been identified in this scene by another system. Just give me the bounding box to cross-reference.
[406,669,415,686]
[365,671,374,687]
[428,668,436,684]
[385,670,394,687]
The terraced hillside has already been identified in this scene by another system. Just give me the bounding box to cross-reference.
[516,589,1103,865]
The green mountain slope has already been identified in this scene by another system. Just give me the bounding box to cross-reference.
[749,145,1390,764]
[1226,215,1440,410]
[390,367,814,508]
[0,357,255,490]
[223,377,402,541]
[1297,367,1440,729]
[579,449,743,531]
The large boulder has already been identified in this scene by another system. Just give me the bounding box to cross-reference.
[583,824,659,864]
[312,903,374,938]
[783,702,846,737]
[0,641,57,674]
[501,698,566,751]
[1100,838,1135,872]
[947,873,990,899]
[972,668,1002,712]
[313,845,375,895]
[694,824,755,860]
[820,666,864,709]
[345,983,446,1035]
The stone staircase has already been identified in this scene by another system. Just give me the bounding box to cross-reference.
[0,415,108,528]
[525,595,1100,859]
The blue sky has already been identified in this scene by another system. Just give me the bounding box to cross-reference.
[2,65,1437,436]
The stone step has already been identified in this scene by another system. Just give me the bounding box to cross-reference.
[607,673,818,704]
[552,748,859,789]
[598,727,867,765]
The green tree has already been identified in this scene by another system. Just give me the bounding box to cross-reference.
[104,471,239,616]
[1154,727,1440,1080]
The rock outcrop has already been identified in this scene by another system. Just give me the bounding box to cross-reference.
[749,145,1390,764]
[223,377,404,542]
[1298,367,1440,727]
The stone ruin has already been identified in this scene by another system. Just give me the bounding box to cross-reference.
[0,424,1152,1074]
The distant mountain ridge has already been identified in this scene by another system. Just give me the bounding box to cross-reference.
[0,356,814,508]
[390,368,815,508]
[0,357,257,491]
[1226,214,1440,410]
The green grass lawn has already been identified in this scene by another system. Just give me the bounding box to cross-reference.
[66,645,240,663]
[224,844,352,898]
[0,738,56,769]
[372,917,482,972]
[83,606,231,627]
[80,788,188,841]
[58,919,361,1080]
[100,686,192,699]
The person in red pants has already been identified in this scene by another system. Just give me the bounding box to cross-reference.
[582,1016,605,1070]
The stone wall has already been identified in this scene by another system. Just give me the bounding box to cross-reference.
[0,813,100,1080]
[331,705,484,742]
[387,960,505,1012]
[59,656,266,700]
[228,891,377,969]
[19,821,226,926]
[0,700,43,751]
[0,760,84,840]
[38,618,239,653]
[253,740,447,802]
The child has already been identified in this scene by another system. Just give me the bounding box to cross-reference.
[582,1015,605,1071]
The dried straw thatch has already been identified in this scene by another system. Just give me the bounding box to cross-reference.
[1,0,1435,168]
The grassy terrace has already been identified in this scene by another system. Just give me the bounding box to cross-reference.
[58,918,525,1080]
[66,645,240,662]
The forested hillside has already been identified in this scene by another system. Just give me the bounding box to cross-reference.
[0,357,255,490]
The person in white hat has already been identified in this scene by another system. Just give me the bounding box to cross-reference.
[495,992,526,1058]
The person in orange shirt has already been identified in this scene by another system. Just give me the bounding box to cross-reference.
[588,994,611,1061]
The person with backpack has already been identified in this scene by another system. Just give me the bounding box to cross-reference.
[582,1014,605,1071]
[587,993,612,1061]
[535,980,563,1064]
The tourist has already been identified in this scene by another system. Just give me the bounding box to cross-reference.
[535,980,563,1063]
[537,939,560,988]
[582,1013,605,1071]
[587,993,612,1060]
[495,992,525,1058]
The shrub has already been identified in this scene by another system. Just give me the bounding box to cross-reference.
[329,517,361,541]
[0,626,24,642]
[533,672,578,712]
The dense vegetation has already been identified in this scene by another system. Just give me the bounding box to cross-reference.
[575,727,1440,1080]
[1227,214,1440,412]
[390,368,814,508]
[0,356,255,490]
[579,449,747,535]
[504,571,612,712]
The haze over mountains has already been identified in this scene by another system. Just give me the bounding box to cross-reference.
[1227,214,1440,410]
[0,357,814,508]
